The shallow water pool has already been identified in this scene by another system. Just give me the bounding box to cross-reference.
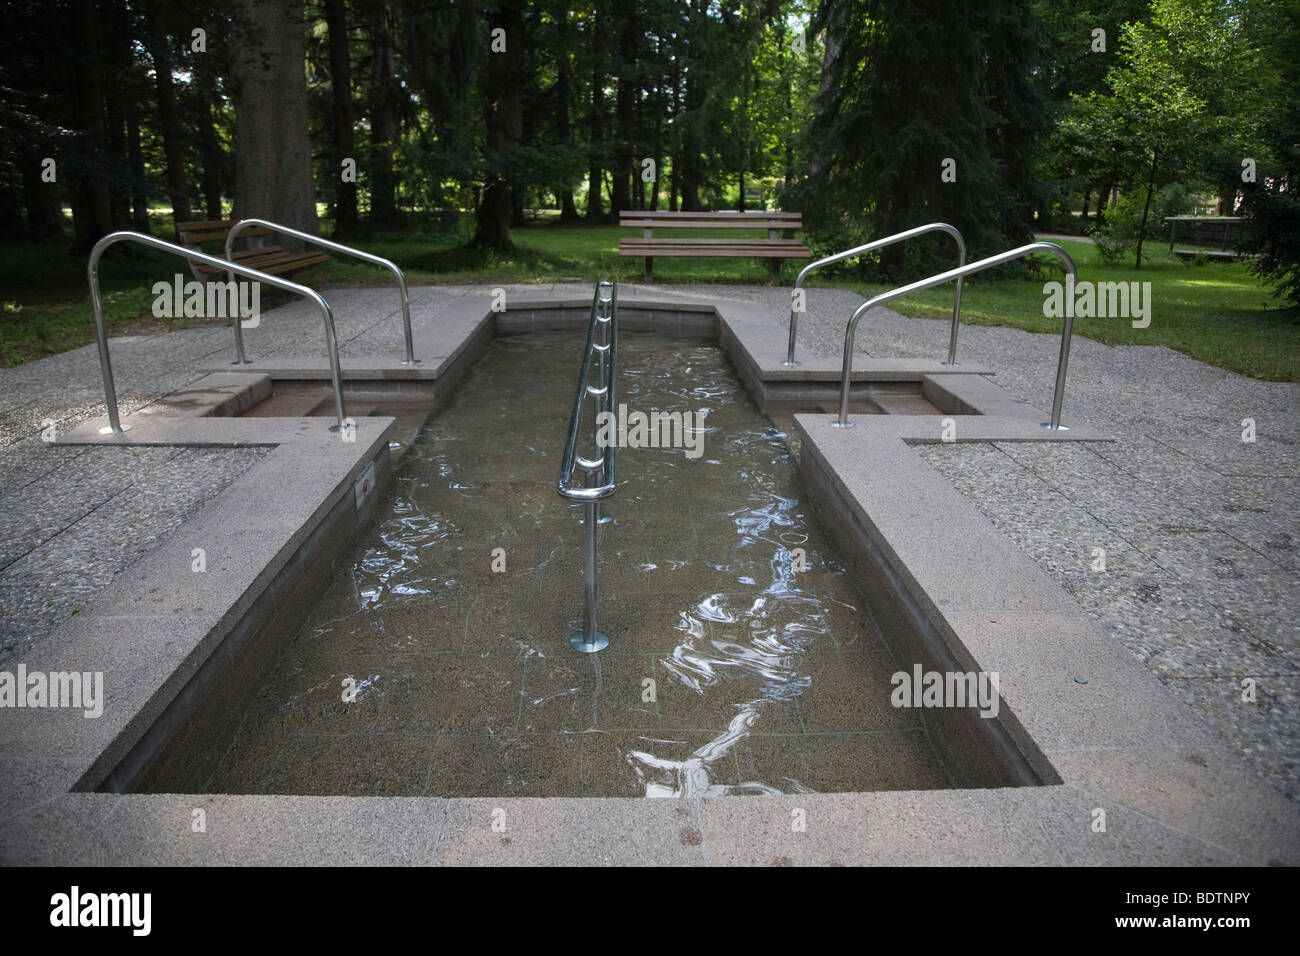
[202,331,952,798]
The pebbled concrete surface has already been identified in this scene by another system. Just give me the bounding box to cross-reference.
[0,444,272,665]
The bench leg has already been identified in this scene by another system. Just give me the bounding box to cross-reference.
[644,256,654,283]
[767,258,782,282]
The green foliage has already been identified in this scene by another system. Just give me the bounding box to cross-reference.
[1055,0,1266,266]
[1097,183,1196,241]
[1090,229,1131,266]
[794,0,1048,280]
[1237,0,1300,306]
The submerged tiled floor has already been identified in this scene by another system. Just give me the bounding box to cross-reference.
[199,332,953,798]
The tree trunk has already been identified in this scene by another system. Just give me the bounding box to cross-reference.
[586,0,605,221]
[1080,188,1090,223]
[807,0,848,184]
[105,0,130,228]
[1135,149,1159,271]
[677,5,701,212]
[367,5,399,229]
[780,26,795,189]
[324,0,357,235]
[555,3,580,222]
[472,0,524,249]
[587,163,603,219]
[229,0,319,245]
[69,0,114,249]
[146,0,191,226]
[126,107,150,232]
[1097,179,1113,218]
[195,73,225,220]
[323,0,358,235]
[648,93,661,211]
[610,2,635,217]
[20,147,64,239]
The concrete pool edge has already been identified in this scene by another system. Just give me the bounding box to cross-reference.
[2,289,1297,866]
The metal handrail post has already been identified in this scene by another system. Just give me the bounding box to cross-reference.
[557,281,617,652]
[582,470,600,645]
[87,231,348,433]
[226,218,418,365]
[785,222,966,366]
[835,241,1077,430]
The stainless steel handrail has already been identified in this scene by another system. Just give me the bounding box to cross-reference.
[786,222,966,366]
[556,280,618,652]
[225,218,417,366]
[87,231,348,434]
[835,241,1078,430]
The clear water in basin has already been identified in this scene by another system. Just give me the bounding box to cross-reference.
[203,331,951,797]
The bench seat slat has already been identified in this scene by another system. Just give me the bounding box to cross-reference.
[192,251,328,277]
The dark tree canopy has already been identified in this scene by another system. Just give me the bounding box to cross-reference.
[0,0,1290,300]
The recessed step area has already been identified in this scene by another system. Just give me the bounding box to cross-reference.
[138,374,439,455]
[239,381,438,452]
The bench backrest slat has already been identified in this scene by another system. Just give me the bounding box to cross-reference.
[621,219,800,230]
[618,209,802,220]
[176,220,274,246]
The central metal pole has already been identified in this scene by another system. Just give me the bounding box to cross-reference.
[571,470,609,652]
[571,456,610,653]
[559,281,616,653]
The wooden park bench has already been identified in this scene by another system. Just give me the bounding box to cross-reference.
[1165,215,1257,261]
[618,209,810,281]
[176,219,330,281]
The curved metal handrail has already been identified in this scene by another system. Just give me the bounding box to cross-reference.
[556,280,617,653]
[87,231,347,434]
[557,281,618,502]
[786,222,966,366]
[836,241,1078,430]
[225,218,417,366]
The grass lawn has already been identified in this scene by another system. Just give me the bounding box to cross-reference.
[843,240,1299,382]
[1,214,1295,381]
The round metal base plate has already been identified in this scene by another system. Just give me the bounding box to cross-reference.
[830,419,856,428]
[98,423,131,435]
[1040,423,1069,431]
[782,360,800,367]
[570,630,610,653]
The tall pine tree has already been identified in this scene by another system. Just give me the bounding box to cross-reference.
[798,0,1046,277]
